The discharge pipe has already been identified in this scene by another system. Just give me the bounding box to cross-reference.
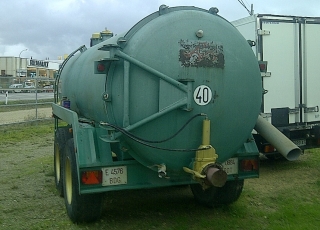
[254,115,302,161]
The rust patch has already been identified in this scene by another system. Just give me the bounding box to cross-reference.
[179,40,224,68]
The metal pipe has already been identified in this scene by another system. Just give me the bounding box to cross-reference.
[115,50,188,93]
[123,60,130,127]
[254,115,302,161]
[206,166,227,187]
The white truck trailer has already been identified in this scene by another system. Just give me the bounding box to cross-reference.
[232,14,320,158]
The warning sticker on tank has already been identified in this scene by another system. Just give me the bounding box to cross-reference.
[179,40,224,68]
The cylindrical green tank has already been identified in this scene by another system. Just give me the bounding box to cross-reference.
[59,6,262,175]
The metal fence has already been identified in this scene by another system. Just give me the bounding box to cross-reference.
[0,77,55,125]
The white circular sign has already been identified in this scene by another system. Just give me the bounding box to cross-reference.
[193,85,212,105]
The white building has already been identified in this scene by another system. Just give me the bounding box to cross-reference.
[0,56,63,78]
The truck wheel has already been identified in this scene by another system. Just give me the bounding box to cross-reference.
[54,128,70,197]
[63,139,103,223]
[190,179,244,207]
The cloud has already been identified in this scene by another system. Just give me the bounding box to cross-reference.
[1,0,320,59]
[1,0,159,58]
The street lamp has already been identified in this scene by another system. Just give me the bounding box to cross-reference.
[18,49,28,81]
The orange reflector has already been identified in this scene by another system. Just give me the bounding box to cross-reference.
[241,159,259,172]
[263,145,275,153]
[81,171,102,185]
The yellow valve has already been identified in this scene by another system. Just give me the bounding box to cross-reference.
[183,118,218,179]
[195,118,218,173]
[202,118,211,145]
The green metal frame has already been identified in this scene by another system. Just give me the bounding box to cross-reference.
[97,46,194,141]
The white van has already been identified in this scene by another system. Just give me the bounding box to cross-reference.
[23,81,36,92]
[9,84,23,93]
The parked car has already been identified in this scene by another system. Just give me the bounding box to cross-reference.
[43,85,54,92]
[9,84,23,93]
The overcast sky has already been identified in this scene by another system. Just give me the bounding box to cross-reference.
[1,0,320,60]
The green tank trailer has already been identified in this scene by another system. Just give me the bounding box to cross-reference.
[52,5,300,222]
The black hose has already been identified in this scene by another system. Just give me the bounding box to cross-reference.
[100,113,210,152]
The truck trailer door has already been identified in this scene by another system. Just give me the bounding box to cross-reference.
[259,17,300,125]
[302,21,320,123]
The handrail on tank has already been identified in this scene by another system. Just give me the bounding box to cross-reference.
[54,45,87,133]
[54,45,87,104]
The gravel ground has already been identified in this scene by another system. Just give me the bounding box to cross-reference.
[0,107,52,125]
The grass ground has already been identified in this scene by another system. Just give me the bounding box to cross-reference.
[0,121,319,229]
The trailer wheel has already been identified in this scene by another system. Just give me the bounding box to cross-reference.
[190,179,244,207]
[54,128,70,197]
[63,139,103,223]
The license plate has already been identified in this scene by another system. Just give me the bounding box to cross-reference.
[293,139,306,147]
[222,158,238,175]
[102,166,127,186]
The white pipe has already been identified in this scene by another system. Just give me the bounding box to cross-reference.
[254,115,301,161]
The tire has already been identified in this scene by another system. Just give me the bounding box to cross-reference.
[63,139,103,223]
[190,179,244,207]
[54,128,71,197]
